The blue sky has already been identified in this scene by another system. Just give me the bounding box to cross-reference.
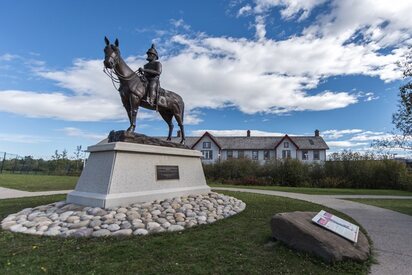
[0,0,411,159]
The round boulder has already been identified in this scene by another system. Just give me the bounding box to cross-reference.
[270,211,370,263]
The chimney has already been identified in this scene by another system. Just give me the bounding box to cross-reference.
[247,130,251,137]
[314,129,320,137]
[177,130,181,138]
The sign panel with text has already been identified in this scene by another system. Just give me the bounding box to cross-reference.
[312,210,359,243]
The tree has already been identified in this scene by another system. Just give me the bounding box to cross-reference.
[73,145,84,173]
[373,49,412,151]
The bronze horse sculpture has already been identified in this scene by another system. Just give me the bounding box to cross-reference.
[103,37,185,144]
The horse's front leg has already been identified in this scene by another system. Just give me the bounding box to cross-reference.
[126,95,139,133]
[126,109,137,132]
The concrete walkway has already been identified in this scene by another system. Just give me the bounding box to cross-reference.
[1,186,412,274]
[214,187,412,275]
[0,187,72,200]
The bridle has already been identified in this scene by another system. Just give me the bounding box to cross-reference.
[103,48,143,90]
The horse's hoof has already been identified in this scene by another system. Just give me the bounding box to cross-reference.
[126,127,135,133]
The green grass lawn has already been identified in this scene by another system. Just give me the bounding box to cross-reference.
[347,199,412,216]
[0,174,77,191]
[2,173,411,198]
[0,192,372,274]
[210,183,412,196]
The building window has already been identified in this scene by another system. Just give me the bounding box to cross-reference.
[238,150,244,158]
[302,150,309,160]
[264,150,270,160]
[314,150,320,160]
[282,150,291,159]
[227,150,233,159]
[201,150,213,160]
[203,141,211,149]
[252,150,259,160]
[284,142,289,148]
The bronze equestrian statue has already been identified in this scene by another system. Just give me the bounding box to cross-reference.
[103,37,185,144]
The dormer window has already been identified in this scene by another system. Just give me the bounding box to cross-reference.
[284,141,289,148]
[203,141,211,149]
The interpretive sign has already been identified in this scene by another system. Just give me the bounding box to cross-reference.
[312,210,359,243]
[156,165,179,180]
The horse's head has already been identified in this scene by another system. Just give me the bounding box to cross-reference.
[104,36,121,69]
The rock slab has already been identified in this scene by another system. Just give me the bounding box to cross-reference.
[270,211,370,263]
[108,130,189,149]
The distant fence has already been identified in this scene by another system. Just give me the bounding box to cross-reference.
[0,152,85,176]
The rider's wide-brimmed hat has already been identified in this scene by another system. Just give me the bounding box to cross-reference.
[146,44,158,59]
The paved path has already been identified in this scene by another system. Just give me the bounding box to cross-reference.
[213,187,412,275]
[1,186,412,274]
[0,187,72,200]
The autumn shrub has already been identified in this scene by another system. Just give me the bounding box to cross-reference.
[203,152,412,190]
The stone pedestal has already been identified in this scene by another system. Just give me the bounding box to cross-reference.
[66,142,210,208]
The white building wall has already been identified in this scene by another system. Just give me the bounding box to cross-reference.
[193,135,327,164]
[192,136,220,164]
[276,139,297,160]
[220,149,275,164]
[297,149,327,163]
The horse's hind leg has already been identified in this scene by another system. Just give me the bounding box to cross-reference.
[160,111,174,140]
[174,113,185,144]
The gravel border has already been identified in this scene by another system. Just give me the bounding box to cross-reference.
[1,192,246,237]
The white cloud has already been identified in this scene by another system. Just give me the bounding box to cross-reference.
[162,36,361,114]
[60,127,106,140]
[327,140,369,148]
[0,90,123,121]
[322,129,364,139]
[321,128,412,156]
[302,0,412,47]
[255,15,267,41]
[36,59,116,99]
[0,133,50,144]
[238,5,252,17]
[170,19,191,31]
[0,53,20,62]
[250,0,328,20]
[1,1,412,123]
[0,58,185,123]
[350,131,393,142]
[361,92,379,102]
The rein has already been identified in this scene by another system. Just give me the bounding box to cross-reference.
[103,67,121,91]
[103,51,143,91]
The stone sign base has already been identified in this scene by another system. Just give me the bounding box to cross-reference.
[66,142,210,208]
[270,211,370,263]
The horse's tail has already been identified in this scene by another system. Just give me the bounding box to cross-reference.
[180,101,185,123]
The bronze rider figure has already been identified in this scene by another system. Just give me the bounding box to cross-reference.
[139,44,162,107]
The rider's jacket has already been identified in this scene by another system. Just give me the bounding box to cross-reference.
[143,60,162,80]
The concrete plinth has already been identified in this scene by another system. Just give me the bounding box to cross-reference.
[66,142,210,208]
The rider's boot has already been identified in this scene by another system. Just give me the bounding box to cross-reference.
[148,91,155,107]
[147,97,154,107]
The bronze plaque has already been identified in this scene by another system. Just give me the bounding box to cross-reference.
[156,165,179,180]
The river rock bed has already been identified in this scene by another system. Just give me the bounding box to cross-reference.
[1,192,246,237]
